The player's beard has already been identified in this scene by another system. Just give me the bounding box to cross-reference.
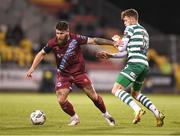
[57,35,68,46]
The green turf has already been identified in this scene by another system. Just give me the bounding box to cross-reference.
[0,92,180,136]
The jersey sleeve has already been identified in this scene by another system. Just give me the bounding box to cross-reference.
[76,34,88,45]
[112,51,127,58]
[117,26,134,49]
[43,40,53,53]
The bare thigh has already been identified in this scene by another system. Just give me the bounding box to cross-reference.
[82,85,98,101]
[112,82,125,95]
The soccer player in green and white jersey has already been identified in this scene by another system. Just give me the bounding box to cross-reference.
[97,9,165,127]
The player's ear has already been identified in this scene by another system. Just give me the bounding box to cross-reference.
[66,30,69,35]
[66,28,70,33]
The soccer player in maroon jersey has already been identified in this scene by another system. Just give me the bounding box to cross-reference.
[26,21,115,126]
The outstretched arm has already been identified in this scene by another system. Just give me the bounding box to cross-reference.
[111,51,127,58]
[26,49,46,78]
[96,51,127,59]
[87,37,114,46]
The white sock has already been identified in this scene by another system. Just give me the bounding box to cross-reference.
[149,105,159,118]
[115,89,141,113]
[103,111,109,116]
[72,113,79,119]
[137,93,159,117]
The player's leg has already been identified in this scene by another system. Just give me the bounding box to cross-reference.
[56,88,79,126]
[132,90,165,127]
[131,65,165,127]
[83,85,115,126]
[55,73,79,126]
[83,85,105,113]
[75,73,115,126]
[113,64,145,124]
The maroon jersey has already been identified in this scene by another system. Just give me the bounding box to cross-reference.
[43,33,88,75]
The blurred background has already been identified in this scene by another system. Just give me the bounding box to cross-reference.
[0,0,179,94]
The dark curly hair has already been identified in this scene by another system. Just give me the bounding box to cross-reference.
[56,21,69,31]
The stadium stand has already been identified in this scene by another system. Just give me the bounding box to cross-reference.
[0,0,180,92]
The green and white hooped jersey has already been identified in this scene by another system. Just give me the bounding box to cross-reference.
[124,23,149,67]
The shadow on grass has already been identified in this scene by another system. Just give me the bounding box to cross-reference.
[172,121,180,124]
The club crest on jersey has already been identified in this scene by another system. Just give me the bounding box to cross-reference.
[57,82,62,87]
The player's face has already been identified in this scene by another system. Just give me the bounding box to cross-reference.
[123,16,131,26]
[56,29,69,41]
[123,16,137,26]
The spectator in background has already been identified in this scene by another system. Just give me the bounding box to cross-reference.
[5,24,24,46]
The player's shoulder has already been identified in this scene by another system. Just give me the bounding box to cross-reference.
[70,33,87,40]
[47,37,57,47]
[132,23,145,30]
[124,26,134,35]
[69,33,77,39]
[126,25,135,31]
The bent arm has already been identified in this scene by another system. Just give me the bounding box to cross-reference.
[115,37,129,51]
[26,49,46,77]
[111,51,127,58]
[112,35,129,51]
[87,37,114,46]
[96,51,127,59]
[31,49,46,70]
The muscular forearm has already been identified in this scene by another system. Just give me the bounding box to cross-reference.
[93,38,114,45]
[30,50,45,71]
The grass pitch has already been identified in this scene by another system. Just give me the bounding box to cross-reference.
[0,92,180,136]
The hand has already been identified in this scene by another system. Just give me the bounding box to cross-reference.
[96,51,111,59]
[112,35,121,42]
[112,35,122,48]
[26,68,34,79]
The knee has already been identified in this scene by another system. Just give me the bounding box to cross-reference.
[131,91,139,99]
[57,96,66,105]
[56,88,69,105]
[89,93,98,101]
[111,84,124,95]
[111,88,117,95]
[83,86,98,101]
